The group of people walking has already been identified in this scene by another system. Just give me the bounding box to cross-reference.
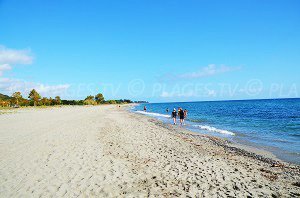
[143,106,188,126]
[170,108,188,126]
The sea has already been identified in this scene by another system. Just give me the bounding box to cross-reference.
[132,98,300,164]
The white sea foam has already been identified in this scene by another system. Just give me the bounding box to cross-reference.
[193,125,235,136]
[136,111,170,118]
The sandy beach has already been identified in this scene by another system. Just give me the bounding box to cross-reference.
[0,105,299,197]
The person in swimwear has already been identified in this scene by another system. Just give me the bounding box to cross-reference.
[171,108,177,125]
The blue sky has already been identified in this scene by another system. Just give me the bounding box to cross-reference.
[0,0,299,102]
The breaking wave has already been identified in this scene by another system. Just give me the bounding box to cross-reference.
[193,125,235,136]
[136,111,170,118]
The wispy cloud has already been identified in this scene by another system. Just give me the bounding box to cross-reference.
[207,89,217,97]
[0,64,12,76]
[0,78,70,96]
[0,45,33,77]
[178,64,241,79]
[0,45,70,97]
[160,91,173,98]
[160,90,211,98]
[0,45,33,65]
[157,64,241,82]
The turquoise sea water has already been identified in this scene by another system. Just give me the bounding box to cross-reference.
[133,98,300,164]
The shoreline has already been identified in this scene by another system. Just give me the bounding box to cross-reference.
[130,104,299,165]
[134,110,292,166]
[1,105,299,197]
[1,104,298,166]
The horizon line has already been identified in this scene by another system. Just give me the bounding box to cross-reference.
[146,97,300,104]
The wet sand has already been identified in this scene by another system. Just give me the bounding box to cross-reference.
[0,105,299,197]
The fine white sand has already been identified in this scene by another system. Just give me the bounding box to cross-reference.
[0,105,299,197]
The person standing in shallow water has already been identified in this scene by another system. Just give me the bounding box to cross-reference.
[183,109,188,125]
[179,108,185,126]
[144,106,147,112]
[172,108,177,125]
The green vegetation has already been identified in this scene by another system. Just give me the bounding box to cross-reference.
[12,92,22,105]
[107,100,117,104]
[83,96,97,105]
[0,93,11,100]
[0,90,144,107]
[0,93,11,107]
[28,89,41,106]
[55,96,61,105]
[95,93,105,104]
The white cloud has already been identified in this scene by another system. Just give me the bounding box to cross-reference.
[0,45,33,65]
[0,64,12,76]
[0,45,33,77]
[207,89,217,97]
[0,78,70,97]
[0,45,70,97]
[178,64,241,79]
[159,84,219,99]
[160,90,198,98]
[160,91,173,98]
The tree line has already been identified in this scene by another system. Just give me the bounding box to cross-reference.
[0,89,140,107]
